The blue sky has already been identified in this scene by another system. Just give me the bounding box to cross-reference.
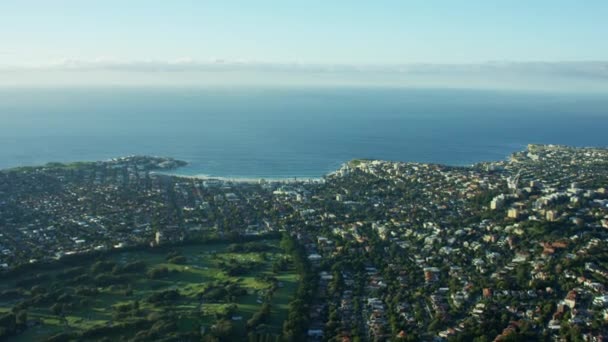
[1,1,607,89]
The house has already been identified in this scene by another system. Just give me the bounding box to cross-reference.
[308,329,324,338]
[564,290,577,309]
[546,210,559,222]
[507,208,519,219]
[593,295,608,307]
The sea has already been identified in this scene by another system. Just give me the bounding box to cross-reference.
[0,87,607,179]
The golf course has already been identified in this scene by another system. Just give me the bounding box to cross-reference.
[0,237,298,341]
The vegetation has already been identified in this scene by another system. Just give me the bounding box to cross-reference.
[281,234,318,341]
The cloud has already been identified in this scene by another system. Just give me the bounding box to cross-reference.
[0,50,18,59]
[0,58,607,92]
[3,58,608,81]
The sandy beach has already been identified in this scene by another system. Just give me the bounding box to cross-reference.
[152,171,325,184]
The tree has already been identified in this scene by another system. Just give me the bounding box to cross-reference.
[211,319,234,340]
[0,313,16,338]
[51,303,63,316]
[15,310,27,327]
[246,303,271,330]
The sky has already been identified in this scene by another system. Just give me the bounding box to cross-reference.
[1,1,607,90]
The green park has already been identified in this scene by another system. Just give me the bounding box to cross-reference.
[0,237,299,341]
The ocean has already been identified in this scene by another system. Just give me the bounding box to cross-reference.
[0,87,606,178]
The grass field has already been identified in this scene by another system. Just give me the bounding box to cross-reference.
[0,239,298,341]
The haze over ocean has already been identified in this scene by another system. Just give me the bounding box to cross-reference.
[1,87,606,179]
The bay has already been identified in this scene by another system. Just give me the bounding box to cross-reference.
[0,87,606,178]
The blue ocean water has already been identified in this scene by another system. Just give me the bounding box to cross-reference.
[0,87,606,178]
